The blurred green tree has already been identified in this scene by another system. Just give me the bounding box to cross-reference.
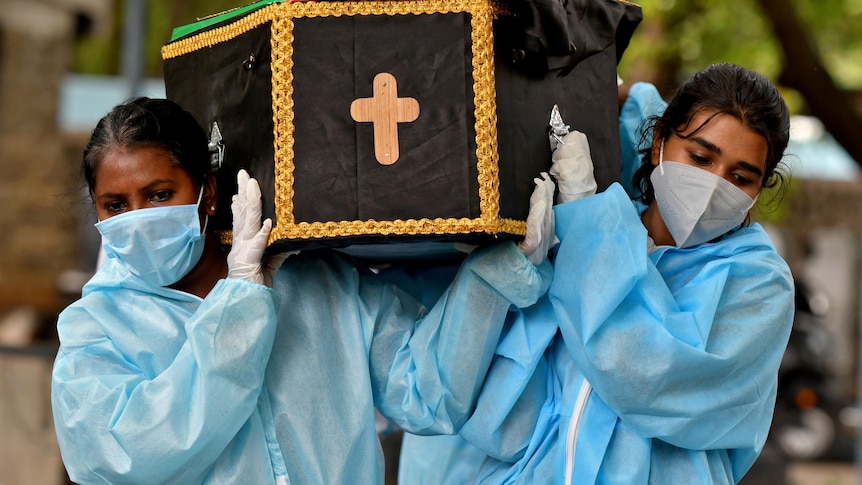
[72,0,241,77]
[618,0,862,165]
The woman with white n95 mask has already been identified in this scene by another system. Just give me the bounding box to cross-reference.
[401,63,795,485]
[551,62,793,484]
[639,87,774,250]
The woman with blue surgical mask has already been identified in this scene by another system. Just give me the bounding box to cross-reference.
[398,62,795,485]
[51,97,556,484]
[87,104,230,294]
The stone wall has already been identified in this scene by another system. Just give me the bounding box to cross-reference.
[0,2,102,316]
[0,2,109,483]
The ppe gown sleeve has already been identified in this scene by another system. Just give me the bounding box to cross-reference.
[456,299,558,461]
[550,184,794,451]
[51,279,278,484]
[370,241,553,435]
[619,82,666,199]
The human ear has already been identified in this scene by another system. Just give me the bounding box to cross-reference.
[650,126,662,167]
[204,172,219,215]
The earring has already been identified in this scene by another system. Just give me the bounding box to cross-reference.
[210,205,216,212]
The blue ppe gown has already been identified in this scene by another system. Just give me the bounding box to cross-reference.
[459,184,794,484]
[399,82,794,484]
[398,80,668,484]
[51,242,550,484]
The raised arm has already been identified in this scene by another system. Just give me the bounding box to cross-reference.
[51,170,280,483]
[551,185,793,450]
[51,279,278,484]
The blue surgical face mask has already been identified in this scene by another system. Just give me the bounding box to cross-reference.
[650,142,757,248]
[95,187,207,287]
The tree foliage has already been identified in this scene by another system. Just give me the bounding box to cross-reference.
[72,0,243,77]
[618,0,862,109]
[617,0,862,166]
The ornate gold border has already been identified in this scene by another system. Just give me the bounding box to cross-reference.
[162,4,278,59]
[163,1,527,245]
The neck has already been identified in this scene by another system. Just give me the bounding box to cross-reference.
[641,202,676,247]
[170,233,228,298]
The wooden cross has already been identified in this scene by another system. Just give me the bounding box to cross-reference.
[350,72,420,165]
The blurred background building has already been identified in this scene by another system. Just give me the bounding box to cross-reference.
[0,0,860,484]
[0,1,111,482]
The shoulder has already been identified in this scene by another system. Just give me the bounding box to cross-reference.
[621,82,667,120]
[719,223,790,271]
[56,290,137,348]
[695,223,794,296]
[656,223,793,297]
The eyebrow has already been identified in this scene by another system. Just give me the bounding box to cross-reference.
[690,136,722,156]
[96,179,177,201]
[689,136,764,178]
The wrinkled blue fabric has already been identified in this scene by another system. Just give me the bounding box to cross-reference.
[52,242,550,484]
[553,185,792,483]
[399,81,667,484]
[399,82,793,484]
[402,185,793,484]
[618,82,667,199]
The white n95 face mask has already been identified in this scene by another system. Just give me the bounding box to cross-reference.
[650,145,757,248]
[95,187,207,287]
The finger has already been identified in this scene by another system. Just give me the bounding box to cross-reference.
[237,169,250,197]
[563,130,587,145]
[251,218,272,250]
[243,178,263,237]
[246,176,263,220]
[236,169,250,215]
[233,170,250,237]
[529,177,543,204]
[231,189,246,238]
[553,131,589,162]
[246,174,261,205]
[525,185,546,243]
[531,175,553,210]
[542,175,556,202]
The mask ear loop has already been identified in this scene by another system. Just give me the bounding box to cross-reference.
[196,179,209,235]
[658,140,666,176]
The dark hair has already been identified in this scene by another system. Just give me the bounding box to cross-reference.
[82,97,210,199]
[632,63,791,205]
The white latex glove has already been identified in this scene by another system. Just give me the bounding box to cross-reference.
[227,169,273,285]
[550,130,597,204]
[518,173,556,266]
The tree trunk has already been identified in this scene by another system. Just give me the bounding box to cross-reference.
[756,0,862,168]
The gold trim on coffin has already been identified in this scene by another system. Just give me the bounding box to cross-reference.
[162,1,526,246]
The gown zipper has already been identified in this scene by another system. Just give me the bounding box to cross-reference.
[565,378,592,485]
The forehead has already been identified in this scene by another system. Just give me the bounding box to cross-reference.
[93,145,193,194]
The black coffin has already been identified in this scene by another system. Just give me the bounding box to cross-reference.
[162,0,641,259]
